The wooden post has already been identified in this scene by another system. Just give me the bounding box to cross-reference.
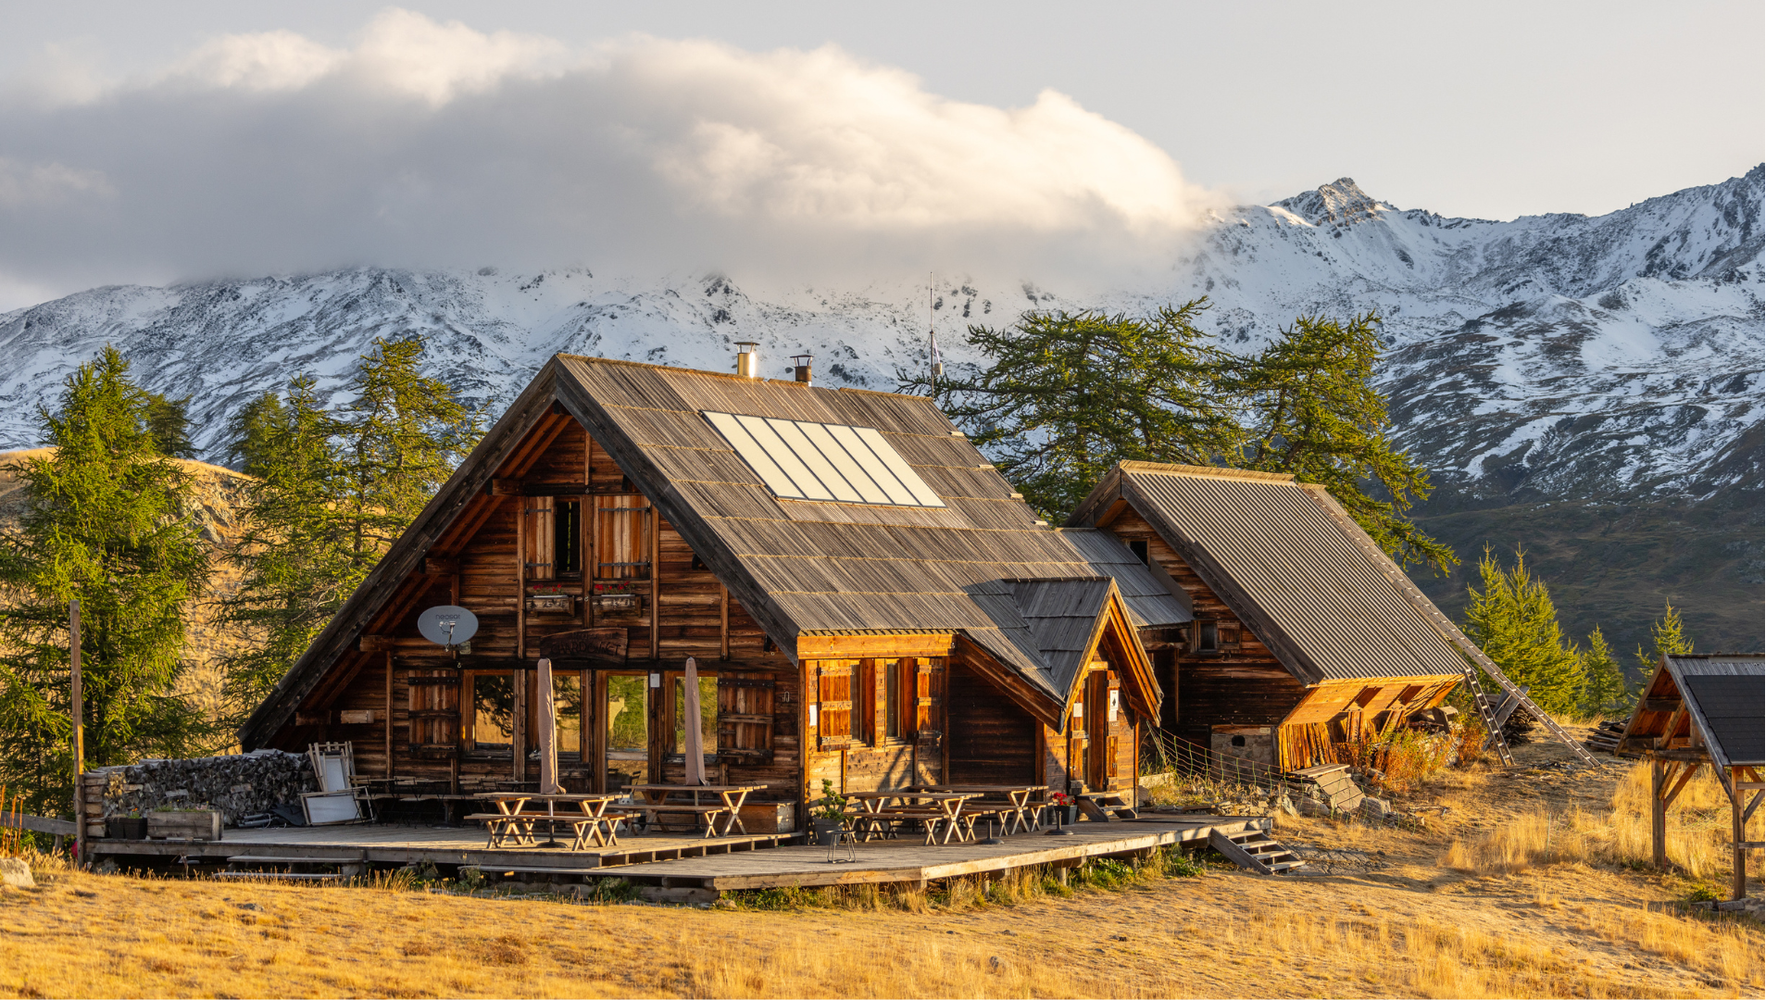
[70,599,85,867]
[719,583,730,661]
[383,652,394,778]
[513,667,528,783]
[649,509,660,659]
[1650,758,1667,869]
[516,504,527,661]
[1730,766,1746,901]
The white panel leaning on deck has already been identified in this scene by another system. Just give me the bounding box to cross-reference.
[702,411,947,508]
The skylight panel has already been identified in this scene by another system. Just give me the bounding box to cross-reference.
[734,414,834,500]
[825,424,920,506]
[703,411,947,508]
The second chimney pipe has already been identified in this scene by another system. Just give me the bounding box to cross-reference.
[792,353,813,384]
[735,341,759,378]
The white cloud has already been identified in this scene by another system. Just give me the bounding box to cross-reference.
[0,9,1221,304]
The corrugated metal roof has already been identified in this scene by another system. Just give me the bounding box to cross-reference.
[1070,463,1469,685]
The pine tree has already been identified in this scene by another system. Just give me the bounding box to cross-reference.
[220,340,475,714]
[1227,314,1455,573]
[1460,546,1582,715]
[144,392,197,459]
[219,376,354,710]
[1632,601,1694,699]
[1575,626,1631,718]
[913,301,1238,520]
[0,347,213,814]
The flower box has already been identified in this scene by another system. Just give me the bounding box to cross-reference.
[147,809,222,841]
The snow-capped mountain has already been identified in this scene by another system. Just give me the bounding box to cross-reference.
[0,166,1762,513]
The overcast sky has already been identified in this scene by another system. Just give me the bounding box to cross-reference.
[0,1,1764,309]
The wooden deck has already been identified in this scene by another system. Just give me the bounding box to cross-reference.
[88,815,1270,890]
[88,823,800,872]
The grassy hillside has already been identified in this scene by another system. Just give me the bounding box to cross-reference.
[1408,488,1765,670]
[0,448,255,726]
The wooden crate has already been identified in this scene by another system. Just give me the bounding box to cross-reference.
[146,810,222,841]
[737,801,797,834]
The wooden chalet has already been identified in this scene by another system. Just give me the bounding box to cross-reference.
[1064,461,1470,772]
[1614,653,1764,898]
[239,353,1181,824]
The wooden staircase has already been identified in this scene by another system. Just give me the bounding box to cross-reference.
[1209,826,1306,875]
[1077,792,1139,822]
[1286,763,1364,814]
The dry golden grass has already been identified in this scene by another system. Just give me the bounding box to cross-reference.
[1440,761,1764,882]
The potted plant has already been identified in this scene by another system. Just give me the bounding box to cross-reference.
[1048,791,1078,829]
[809,779,848,847]
[107,809,147,841]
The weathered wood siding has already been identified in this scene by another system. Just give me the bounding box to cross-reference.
[947,662,1037,786]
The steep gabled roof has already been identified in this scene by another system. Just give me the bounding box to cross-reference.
[1620,654,1764,768]
[1065,461,1469,686]
[244,355,1164,747]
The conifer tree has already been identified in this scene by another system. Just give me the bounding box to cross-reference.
[914,301,1238,520]
[145,392,197,459]
[220,340,475,713]
[1633,601,1694,698]
[0,347,212,814]
[1227,314,1454,572]
[219,376,353,709]
[1460,546,1582,715]
[1575,626,1631,717]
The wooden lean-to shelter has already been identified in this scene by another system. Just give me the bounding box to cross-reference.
[239,353,1182,824]
[1064,461,1473,773]
[1615,653,1764,899]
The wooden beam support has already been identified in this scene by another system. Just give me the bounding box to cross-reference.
[1642,698,1682,713]
[720,583,730,661]
[384,652,394,778]
[423,556,458,576]
[1661,761,1698,809]
[795,633,954,659]
[1651,758,1667,870]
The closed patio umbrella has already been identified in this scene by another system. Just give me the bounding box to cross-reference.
[538,657,564,794]
[683,656,707,785]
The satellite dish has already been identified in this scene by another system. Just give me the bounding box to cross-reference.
[418,605,479,647]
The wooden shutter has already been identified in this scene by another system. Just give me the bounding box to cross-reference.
[914,658,940,736]
[718,675,774,759]
[594,497,650,580]
[817,661,853,748]
[405,669,461,756]
[523,499,555,581]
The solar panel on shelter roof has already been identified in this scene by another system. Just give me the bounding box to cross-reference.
[703,410,946,507]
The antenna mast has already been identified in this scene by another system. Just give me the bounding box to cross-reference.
[928,271,942,396]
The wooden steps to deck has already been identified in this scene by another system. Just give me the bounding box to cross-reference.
[1286,764,1364,813]
[1077,793,1139,822]
[1208,827,1306,875]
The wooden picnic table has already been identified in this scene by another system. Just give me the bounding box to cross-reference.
[622,784,766,838]
[909,784,1051,835]
[843,790,975,845]
[471,793,633,851]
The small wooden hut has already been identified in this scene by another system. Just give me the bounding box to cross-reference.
[1616,653,1764,899]
[239,353,1177,823]
[1065,461,1470,772]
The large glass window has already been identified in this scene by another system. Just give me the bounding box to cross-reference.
[604,674,648,792]
[470,673,515,753]
[674,675,719,755]
[553,672,582,756]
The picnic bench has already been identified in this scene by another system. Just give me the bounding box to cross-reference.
[907,784,1050,836]
[844,791,981,845]
[467,793,637,851]
[622,784,766,838]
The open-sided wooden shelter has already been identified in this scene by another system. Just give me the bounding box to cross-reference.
[1615,653,1764,898]
[239,354,1180,823]
[1065,461,1470,772]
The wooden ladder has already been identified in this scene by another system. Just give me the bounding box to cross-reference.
[1456,635,1600,767]
[1459,661,1516,765]
[1208,827,1306,875]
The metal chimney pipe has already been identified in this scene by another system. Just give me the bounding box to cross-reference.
[792,353,813,384]
[735,342,759,378]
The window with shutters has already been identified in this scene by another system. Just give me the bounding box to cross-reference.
[522,499,556,581]
[554,500,581,579]
[717,675,774,759]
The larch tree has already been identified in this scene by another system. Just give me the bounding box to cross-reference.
[1226,314,1455,573]
[908,300,1238,521]
[1575,626,1632,718]
[1633,601,1695,699]
[0,347,213,814]
[1460,546,1583,715]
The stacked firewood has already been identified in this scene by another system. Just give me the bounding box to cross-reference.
[1583,719,1627,754]
[1481,694,1537,746]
